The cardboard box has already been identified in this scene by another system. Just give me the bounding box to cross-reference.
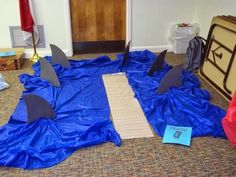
[198,16,236,101]
[0,48,24,71]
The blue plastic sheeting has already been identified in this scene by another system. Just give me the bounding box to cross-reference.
[117,51,225,137]
[0,50,225,169]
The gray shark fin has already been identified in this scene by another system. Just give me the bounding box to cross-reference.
[122,41,131,67]
[157,64,183,94]
[50,44,71,67]
[40,57,60,87]
[148,50,167,76]
[23,94,56,124]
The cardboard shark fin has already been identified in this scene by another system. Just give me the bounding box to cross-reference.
[157,64,183,94]
[122,41,131,67]
[40,57,60,87]
[50,44,71,67]
[23,94,56,124]
[148,50,167,76]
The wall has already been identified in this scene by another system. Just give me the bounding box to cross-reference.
[194,0,236,39]
[0,0,235,56]
[0,1,20,48]
[0,0,72,57]
[130,0,196,52]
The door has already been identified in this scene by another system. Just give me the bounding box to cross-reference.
[70,0,126,54]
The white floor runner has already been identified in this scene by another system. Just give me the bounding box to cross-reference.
[102,73,154,139]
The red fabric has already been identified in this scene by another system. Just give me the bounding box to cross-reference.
[224,93,236,122]
[222,119,236,148]
[222,92,236,148]
[19,0,34,32]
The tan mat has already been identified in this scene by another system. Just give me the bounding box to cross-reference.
[102,73,154,139]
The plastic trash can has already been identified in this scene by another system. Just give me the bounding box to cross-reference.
[169,23,199,54]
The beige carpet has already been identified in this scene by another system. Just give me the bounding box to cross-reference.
[103,73,154,139]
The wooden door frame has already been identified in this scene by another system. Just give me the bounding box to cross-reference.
[64,0,132,56]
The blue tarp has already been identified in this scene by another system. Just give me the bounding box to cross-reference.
[0,50,225,169]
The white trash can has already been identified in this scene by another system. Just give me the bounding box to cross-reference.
[169,23,199,54]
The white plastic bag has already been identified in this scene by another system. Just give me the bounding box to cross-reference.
[169,23,199,41]
[169,23,199,54]
[0,73,9,91]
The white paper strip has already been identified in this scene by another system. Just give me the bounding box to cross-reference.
[103,73,154,139]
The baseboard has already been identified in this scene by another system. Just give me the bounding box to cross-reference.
[23,49,71,59]
[23,45,173,58]
[73,41,125,54]
[131,45,173,52]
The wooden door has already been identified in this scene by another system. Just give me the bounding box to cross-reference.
[70,0,126,54]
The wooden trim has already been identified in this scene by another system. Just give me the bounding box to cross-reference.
[64,0,73,56]
[218,15,236,25]
[126,0,132,46]
[223,45,236,95]
[73,40,125,54]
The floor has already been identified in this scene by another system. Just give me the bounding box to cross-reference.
[0,52,235,177]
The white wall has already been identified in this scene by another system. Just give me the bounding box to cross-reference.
[0,0,72,57]
[130,0,196,52]
[0,1,20,48]
[0,0,235,56]
[194,0,236,39]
